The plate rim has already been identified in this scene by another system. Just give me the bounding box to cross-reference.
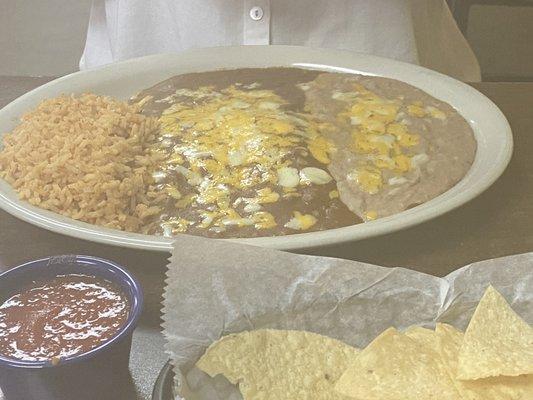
[0,45,513,251]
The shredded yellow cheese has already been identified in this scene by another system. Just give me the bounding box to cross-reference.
[332,84,445,195]
[155,85,335,234]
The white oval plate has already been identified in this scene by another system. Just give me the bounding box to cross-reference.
[0,46,512,252]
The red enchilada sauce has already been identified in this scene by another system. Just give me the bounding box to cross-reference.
[0,274,129,362]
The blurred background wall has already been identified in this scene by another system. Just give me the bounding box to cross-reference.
[0,0,92,76]
[466,4,533,81]
[1,0,532,80]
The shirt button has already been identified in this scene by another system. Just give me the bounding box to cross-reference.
[249,6,264,21]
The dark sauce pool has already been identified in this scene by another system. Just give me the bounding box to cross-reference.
[0,274,129,362]
[133,68,362,238]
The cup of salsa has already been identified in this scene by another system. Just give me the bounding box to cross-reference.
[0,255,143,400]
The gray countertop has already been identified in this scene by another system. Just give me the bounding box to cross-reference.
[1,76,533,399]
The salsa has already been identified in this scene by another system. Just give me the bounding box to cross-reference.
[0,274,129,362]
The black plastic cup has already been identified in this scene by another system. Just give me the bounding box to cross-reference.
[152,360,174,400]
[0,255,143,400]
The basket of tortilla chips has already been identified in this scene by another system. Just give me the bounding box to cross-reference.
[162,236,533,399]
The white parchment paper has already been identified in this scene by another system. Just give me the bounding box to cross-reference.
[162,235,533,399]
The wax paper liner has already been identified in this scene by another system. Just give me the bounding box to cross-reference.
[162,235,533,399]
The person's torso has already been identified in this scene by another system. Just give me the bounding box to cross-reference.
[81,0,481,81]
[82,0,418,67]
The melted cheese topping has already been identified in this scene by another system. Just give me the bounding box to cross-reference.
[284,211,318,230]
[334,84,446,194]
[154,85,336,234]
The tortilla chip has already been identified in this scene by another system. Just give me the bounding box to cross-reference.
[404,325,438,346]
[457,286,533,380]
[335,327,462,400]
[196,329,359,400]
[436,323,533,400]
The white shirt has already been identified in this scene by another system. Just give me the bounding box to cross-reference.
[80,0,481,81]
